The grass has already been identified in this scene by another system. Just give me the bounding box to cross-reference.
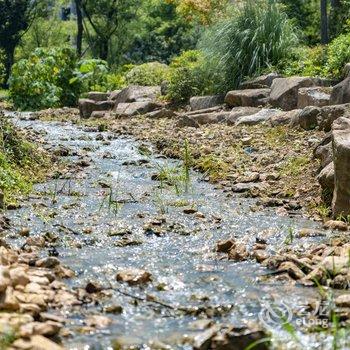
[0,116,52,205]
[195,154,230,181]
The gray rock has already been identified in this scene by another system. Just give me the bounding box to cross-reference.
[176,115,200,128]
[235,109,282,126]
[177,112,230,127]
[298,106,322,130]
[297,87,331,109]
[332,117,350,216]
[270,109,301,127]
[112,85,161,106]
[330,77,350,105]
[239,72,281,89]
[225,89,270,108]
[109,90,122,101]
[343,63,350,78]
[87,92,109,102]
[318,104,350,131]
[314,134,333,169]
[115,102,160,118]
[190,95,224,111]
[226,107,261,125]
[144,108,175,119]
[317,162,334,198]
[270,77,321,111]
[78,99,114,119]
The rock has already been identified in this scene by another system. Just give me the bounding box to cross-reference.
[108,90,122,101]
[278,261,305,280]
[321,256,349,274]
[0,266,10,292]
[144,108,175,119]
[86,315,112,328]
[343,63,350,78]
[225,89,270,108]
[87,91,109,102]
[78,99,114,119]
[330,77,350,105]
[314,134,333,169]
[33,321,62,336]
[85,281,102,294]
[177,112,230,127]
[176,115,200,128]
[297,228,326,238]
[29,335,64,350]
[253,249,269,263]
[332,117,350,216]
[35,257,60,269]
[115,101,160,118]
[228,244,249,261]
[270,109,301,126]
[335,294,350,307]
[225,107,261,125]
[104,304,123,314]
[270,77,321,110]
[190,95,224,111]
[91,111,110,119]
[239,72,281,89]
[216,239,236,253]
[297,106,322,130]
[323,220,348,231]
[317,104,350,131]
[297,87,331,109]
[111,85,161,105]
[235,109,281,126]
[116,268,152,285]
[192,325,220,350]
[317,162,334,197]
[9,267,29,287]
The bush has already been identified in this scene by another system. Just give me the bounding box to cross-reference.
[167,50,209,104]
[326,32,350,77]
[125,62,170,86]
[0,50,5,86]
[199,0,299,92]
[9,47,79,110]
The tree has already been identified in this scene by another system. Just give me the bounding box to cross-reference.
[75,0,84,57]
[80,0,136,61]
[0,0,44,87]
[320,0,329,44]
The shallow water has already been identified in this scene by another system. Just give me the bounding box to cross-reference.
[5,114,344,349]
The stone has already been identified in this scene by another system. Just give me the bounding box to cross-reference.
[323,220,348,231]
[111,85,161,105]
[225,107,261,125]
[228,244,249,261]
[35,257,60,269]
[190,95,224,111]
[176,115,200,128]
[270,109,301,127]
[235,109,281,126]
[78,99,114,119]
[87,91,109,102]
[144,108,175,119]
[269,77,321,110]
[332,117,350,216]
[216,239,236,253]
[9,267,30,287]
[116,268,152,285]
[278,261,305,280]
[330,77,350,105]
[85,281,102,294]
[91,111,109,119]
[297,87,331,109]
[321,256,349,274]
[314,134,332,169]
[335,294,350,307]
[225,89,270,108]
[108,90,122,101]
[317,104,350,131]
[0,266,10,292]
[29,335,64,350]
[297,106,322,130]
[317,162,334,197]
[115,101,160,118]
[239,72,281,89]
[33,321,62,336]
[343,63,350,78]
[86,315,112,328]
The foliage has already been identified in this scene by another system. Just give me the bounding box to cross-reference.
[0,114,51,204]
[9,47,79,110]
[73,59,109,92]
[326,31,350,77]
[167,50,208,104]
[125,62,170,86]
[199,0,299,92]
[125,0,200,64]
[0,50,5,85]
[168,0,229,24]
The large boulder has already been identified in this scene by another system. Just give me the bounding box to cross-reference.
[297,106,322,130]
[78,99,114,119]
[343,63,350,79]
[87,91,110,102]
[235,109,282,126]
[226,107,261,125]
[297,87,331,109]
[115,101,160,118]
[314,133,333,169]
[225,89,270,108]
[269,77,321,110]
[112,85,161,106]
[330,77,350,105]
[177,111,230,127]
[317,162,334,199]
[332,117,350,217]
[190,95,224,111]
[239,72,281,89]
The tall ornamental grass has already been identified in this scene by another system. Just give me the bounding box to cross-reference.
[199,0,299,92]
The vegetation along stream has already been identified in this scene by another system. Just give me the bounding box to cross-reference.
[1,112,346,350]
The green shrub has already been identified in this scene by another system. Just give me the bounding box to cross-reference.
[125,62,170,86]
[199,0,299,91]
[167,50,209,104]
[72,59,109,92]
[0,50,5,86]
[9,47,79,111]
[326,32,350,77]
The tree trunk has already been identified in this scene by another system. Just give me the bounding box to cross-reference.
[99,40,109,61]
[3,45,15,88]
[75,0,83,57]
[320,0,329,44]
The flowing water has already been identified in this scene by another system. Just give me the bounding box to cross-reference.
[4,114,342,349]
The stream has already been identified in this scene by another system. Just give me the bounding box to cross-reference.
[4,113,341,349]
